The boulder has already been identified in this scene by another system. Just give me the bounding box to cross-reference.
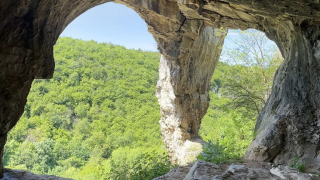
[213,164,281,180]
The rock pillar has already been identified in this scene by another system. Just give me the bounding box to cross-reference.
[156,27,226,165]
[0,134,6,178]
[0,77,34,178]
[245,21,320,171]
[0,3,49,175]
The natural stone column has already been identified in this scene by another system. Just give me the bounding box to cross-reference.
[0,134,6,178]
[156,26,226,165]
[0,0,183,177]
[245,21,320,171]
[0,77,34,178]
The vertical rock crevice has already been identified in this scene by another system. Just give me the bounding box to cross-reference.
[245,21,320,171]
[156,26,226,165]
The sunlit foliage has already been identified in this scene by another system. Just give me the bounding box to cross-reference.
[4,31,282,179]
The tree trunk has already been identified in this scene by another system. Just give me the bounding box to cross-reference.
[156,26,226,165]
[245,21,320,171]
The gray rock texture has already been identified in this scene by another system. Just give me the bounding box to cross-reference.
[154,160,320,180]
[245,21,320,171]
[1,0,320,177]
[156,26,226,165]
[183,160,223,180]
[213,164,282,180]
[270,166,317,180]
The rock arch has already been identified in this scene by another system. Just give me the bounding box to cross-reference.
[1,0,320,177]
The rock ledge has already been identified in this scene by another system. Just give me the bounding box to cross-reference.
[154,160,320,180]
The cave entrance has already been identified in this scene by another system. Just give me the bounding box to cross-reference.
[199,29,283,161]
[3,2,165,179]
[2,0,320,178]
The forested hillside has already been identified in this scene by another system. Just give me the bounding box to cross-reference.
[199,30,282,162]
[4,38,167,179]
[3,32,282,179]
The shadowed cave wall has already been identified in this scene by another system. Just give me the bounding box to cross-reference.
[1,0,320,177]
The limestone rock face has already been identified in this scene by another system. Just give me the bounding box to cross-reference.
[245,21,320,171]
[1,0,320,177]
[156,26,226,165]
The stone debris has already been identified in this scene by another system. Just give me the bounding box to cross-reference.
[154,160,320,180]
[270,166,319,180]
[184,160,223,180]
[213,164,281,180]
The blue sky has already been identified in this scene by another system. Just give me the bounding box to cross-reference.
[60,2,276,54]
[60,2,157,51]
[60,2,240,52]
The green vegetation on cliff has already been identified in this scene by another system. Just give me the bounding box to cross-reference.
[4,37,167,179]
[4,31,281,179]
[199,30,282,162]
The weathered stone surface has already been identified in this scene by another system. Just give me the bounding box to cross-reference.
[0,135,6,179]
[1,0,320,178]
[213,164,282,180]
[245,21,320,171]
[184,160,223,180]
[0,78,33,177]
[156,26,226,165]
[0,168,72,180]
[270,166,320,180]
[155,160,320,180]
[0,0,184,177]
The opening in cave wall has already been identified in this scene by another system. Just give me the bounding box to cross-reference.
[3,3,167,179]
[199,29,283,162]
[3,23,284,178]
[2,0,320,179]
